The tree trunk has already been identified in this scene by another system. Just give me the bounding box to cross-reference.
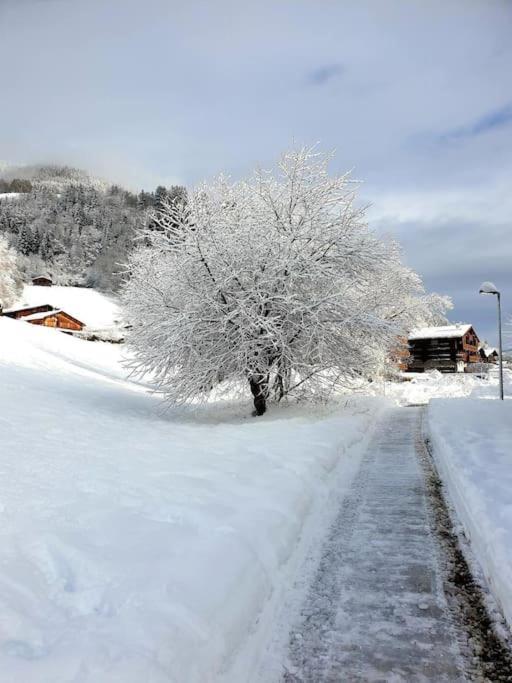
[249,374,268,416]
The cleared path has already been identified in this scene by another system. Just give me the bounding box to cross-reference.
[284,407,465,682]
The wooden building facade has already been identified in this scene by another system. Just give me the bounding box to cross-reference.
[3,304,84,332]
[4,304,54,320]
[23,310,84,331]
[407,324,480,373]
[32,276,53,286]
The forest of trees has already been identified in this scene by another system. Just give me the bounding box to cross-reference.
[0,165,185,291]
[0,178,32,194]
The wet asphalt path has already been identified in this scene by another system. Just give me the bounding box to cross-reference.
[284,407,465,682]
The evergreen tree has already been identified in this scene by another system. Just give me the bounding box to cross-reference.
[39,231,54,260]
[30,228,41,254]
[0,236,23,309]
[17,225,32,255]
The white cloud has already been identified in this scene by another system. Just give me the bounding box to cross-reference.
[0,0,511,340]
[367,179,512,226]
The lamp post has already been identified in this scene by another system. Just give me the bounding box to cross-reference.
[479,281,504,400]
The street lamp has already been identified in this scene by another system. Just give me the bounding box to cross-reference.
[479,281,504,400]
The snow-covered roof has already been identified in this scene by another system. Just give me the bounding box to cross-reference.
[481,346,498,357]
[23,309,62,322]
[16,285,120,329]
[408,324,472,341]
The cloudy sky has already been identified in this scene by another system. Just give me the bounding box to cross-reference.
[1,0,511,343]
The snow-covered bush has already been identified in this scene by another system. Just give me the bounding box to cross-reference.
[123,148,450,415]
[0,236,23,310]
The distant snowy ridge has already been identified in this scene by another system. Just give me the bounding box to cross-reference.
[0,163,109,192]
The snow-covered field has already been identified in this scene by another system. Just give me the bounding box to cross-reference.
[3,284,511,679]
[427,381,512,630]
[13,284,122,329]
[0,312,381,682]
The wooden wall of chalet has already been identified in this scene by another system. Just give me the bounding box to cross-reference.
[30,316,57,328]
[29,313,83,331]
[32,277,52,286]
[461,328,480,364]
[408,327,480,373]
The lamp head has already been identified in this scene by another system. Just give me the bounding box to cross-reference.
[479,281,499,295]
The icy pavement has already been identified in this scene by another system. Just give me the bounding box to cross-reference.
[284,407,464,682]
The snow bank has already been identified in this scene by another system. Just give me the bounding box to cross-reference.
[0,315,129,384]
[470,365,512,399]
[14,284,121,329]
[427,398,512,629]
[380,367,509,406]
[0,317,379,681]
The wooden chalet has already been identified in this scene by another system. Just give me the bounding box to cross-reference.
[4,304,54,320]
[479,346,499,363]
[32,275,53,287]
[3,304,84,332]
[407,324,480,373]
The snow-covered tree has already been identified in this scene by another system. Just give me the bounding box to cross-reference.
[0,236,23,310]
[16,224,33,255]
[123,148,451,415]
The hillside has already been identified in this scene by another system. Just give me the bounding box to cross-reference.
[0,164,108,192]
[0,164,186,291]
[0,311,379,682]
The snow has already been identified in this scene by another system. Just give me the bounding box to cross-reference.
[408,323,472,340]
[0,192,21,200]
[14,284,121,329]
[376,368,501,406]
[0,316,380,682]
[427,393,512,629]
